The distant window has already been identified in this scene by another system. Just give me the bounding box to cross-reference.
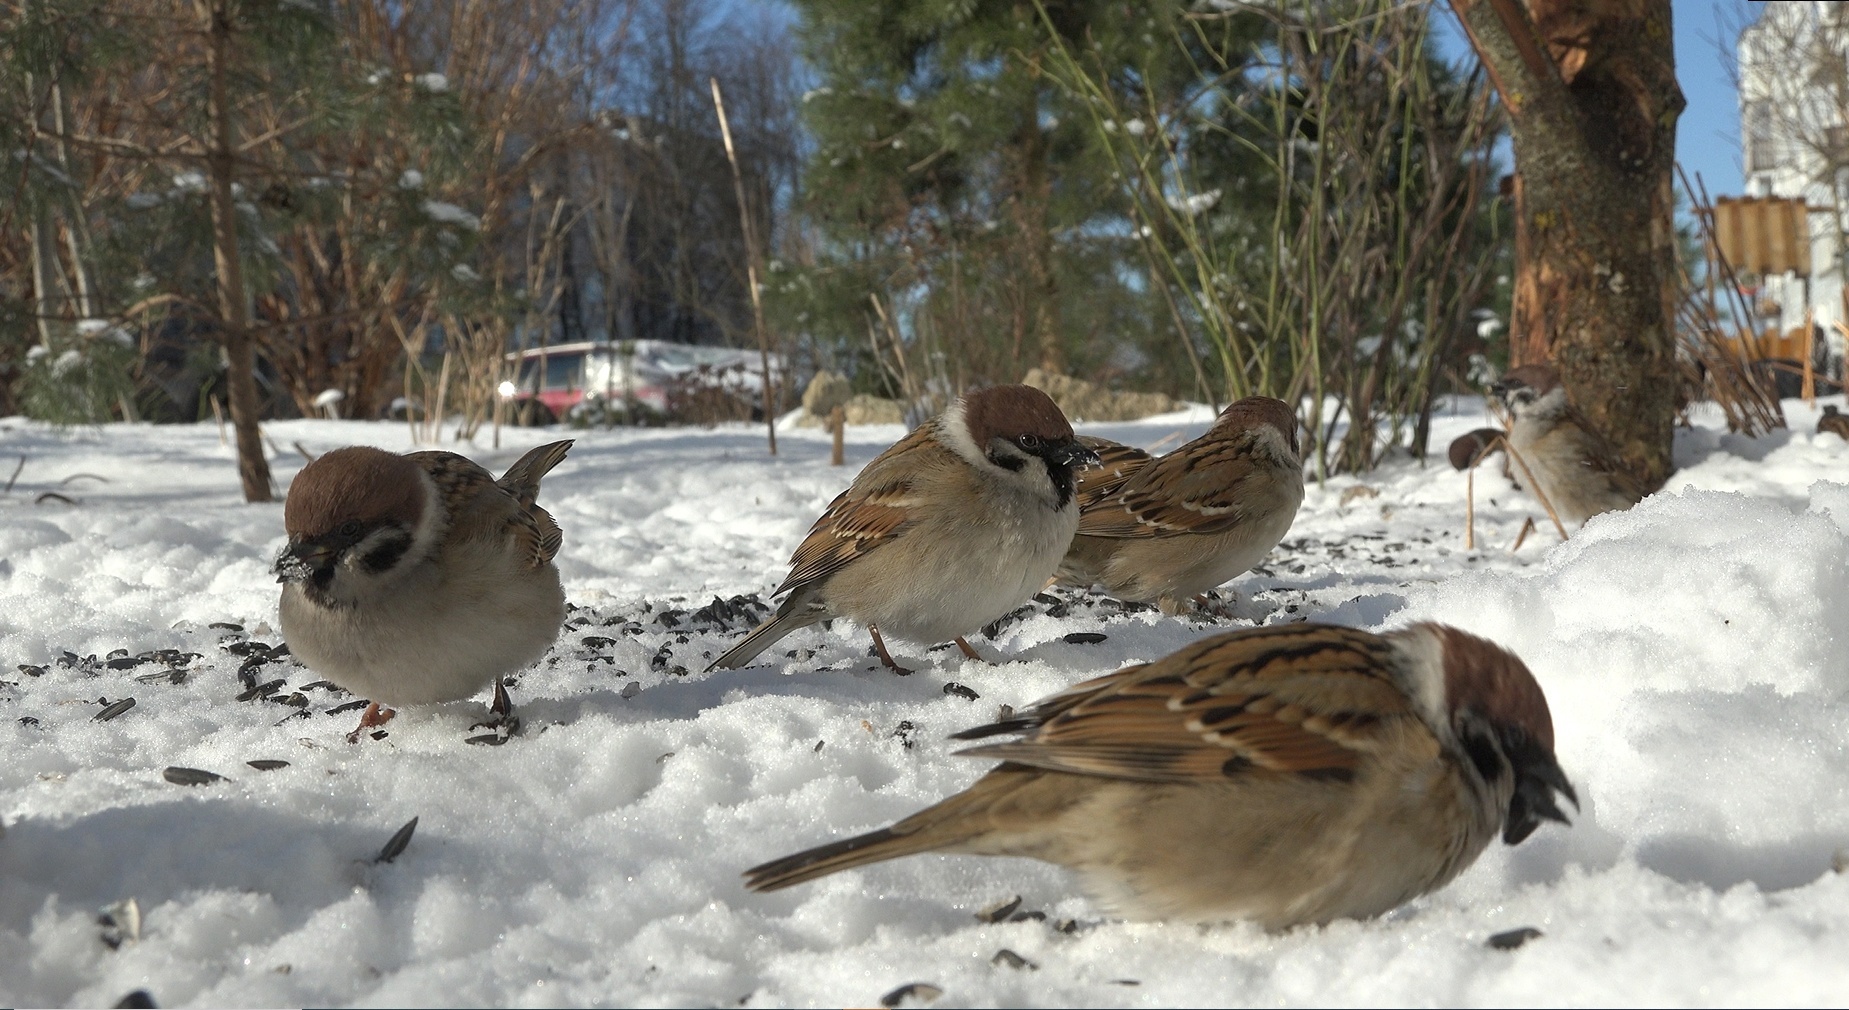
[1746,100,1779,171]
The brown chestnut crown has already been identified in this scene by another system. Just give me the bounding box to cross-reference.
[1217,395,1300,457]
[284,447,426,540]
[961,384,1075,446]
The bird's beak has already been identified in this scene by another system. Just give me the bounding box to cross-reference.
[273,540,336,584]
[1050,440,1102,469]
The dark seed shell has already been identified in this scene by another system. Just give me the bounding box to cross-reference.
[375,816,419,863]
[1487,927,1543,950]
[1062,632,1108,645]
[163,766,224,786]
[247,759,290,771]
[93,697,136,722]
[879,983,943,1008]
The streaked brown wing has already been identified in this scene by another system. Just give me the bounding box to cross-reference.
[1073,436,1153,514]
[411,450,558,569]
[1077,434,1272,538]
[770,424,937,598]
[1564,407,1648,502]
[955,624,1430,783]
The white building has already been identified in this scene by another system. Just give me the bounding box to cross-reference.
[1738,2,1848,370]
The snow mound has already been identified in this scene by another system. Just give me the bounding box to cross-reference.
[0,400,1846,1006]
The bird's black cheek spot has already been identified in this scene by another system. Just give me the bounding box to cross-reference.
[987,450,1026,473]
[360,536,411,574]
[1461,727,1505,784]
[1220,755,1253,777]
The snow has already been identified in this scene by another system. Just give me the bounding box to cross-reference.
[1,398,1847,1007]
[421,201,481,231]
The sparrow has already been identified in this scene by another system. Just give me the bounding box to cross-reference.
[1819,405,1849,441]
[744,621,1576,929]
[1056,397,1303,614]
[709,384,1098,673]
[274,440,573,739]
[1492,364,1644,527]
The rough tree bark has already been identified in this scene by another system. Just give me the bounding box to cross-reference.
[1450,0,1685,493]
[202,0,274,502]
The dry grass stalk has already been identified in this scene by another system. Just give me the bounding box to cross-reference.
[1509,515,1537,553]
[1497,438,1569,542]
[1677,168,1788,435]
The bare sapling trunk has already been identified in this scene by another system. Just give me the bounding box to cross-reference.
[203,0,273,501]
[712,77,777,455]
[1452,0,1684,494]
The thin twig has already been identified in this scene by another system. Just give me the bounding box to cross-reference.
[1498,439,1569,541]
[1465,463,1476,550]
[1508,515,1536,552]
[3,455,23,495]
[712,78,778,456]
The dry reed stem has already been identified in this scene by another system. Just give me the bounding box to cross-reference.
[1146,429,1188,454]
[1509,515,1536,552]
[1465,463,1475,550]
[1498,438,1570,542]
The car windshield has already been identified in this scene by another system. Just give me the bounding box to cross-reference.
[530,352,583,391]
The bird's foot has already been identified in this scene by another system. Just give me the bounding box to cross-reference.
[346,702,396,743]
[868,626,914,676]
[953,636,994,664]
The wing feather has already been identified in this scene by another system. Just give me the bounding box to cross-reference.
[771,424,939,598]
[953,624,1430,784]
[1078,434,1283,538]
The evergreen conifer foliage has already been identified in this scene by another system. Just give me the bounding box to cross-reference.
[785,0,1186,392]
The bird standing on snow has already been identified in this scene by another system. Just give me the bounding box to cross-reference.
[708,384,1098,673]
[1818,405,1849,441]
[275,440,573,740]
[1492,364,1644,527]
[1057,396,1303,614]
[744,621,1575,928]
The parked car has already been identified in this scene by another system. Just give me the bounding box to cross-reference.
[500,340,786,424]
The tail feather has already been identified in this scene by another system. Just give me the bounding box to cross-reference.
[707,596,826,671]
[499,440,574,505]
[743,825,945,892]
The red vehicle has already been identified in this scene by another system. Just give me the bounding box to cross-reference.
[501,340,785,423]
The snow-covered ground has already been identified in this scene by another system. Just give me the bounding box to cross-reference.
[1,397,1846,1008]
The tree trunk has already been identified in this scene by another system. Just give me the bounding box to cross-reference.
[203,0,273,502]
[1013,53,1063,376]
[1451,0,1684,493]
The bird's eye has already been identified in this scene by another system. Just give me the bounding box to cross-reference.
[1016,434,1042,451]
[338,520,362,538]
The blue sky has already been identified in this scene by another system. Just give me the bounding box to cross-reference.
[1430,0,1748,195]
[1674,0,1747,196]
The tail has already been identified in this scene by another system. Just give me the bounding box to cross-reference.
[706,593,826,671]
[743,767,1060,892]
[743,824,948,892]
[499,440,574,506]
